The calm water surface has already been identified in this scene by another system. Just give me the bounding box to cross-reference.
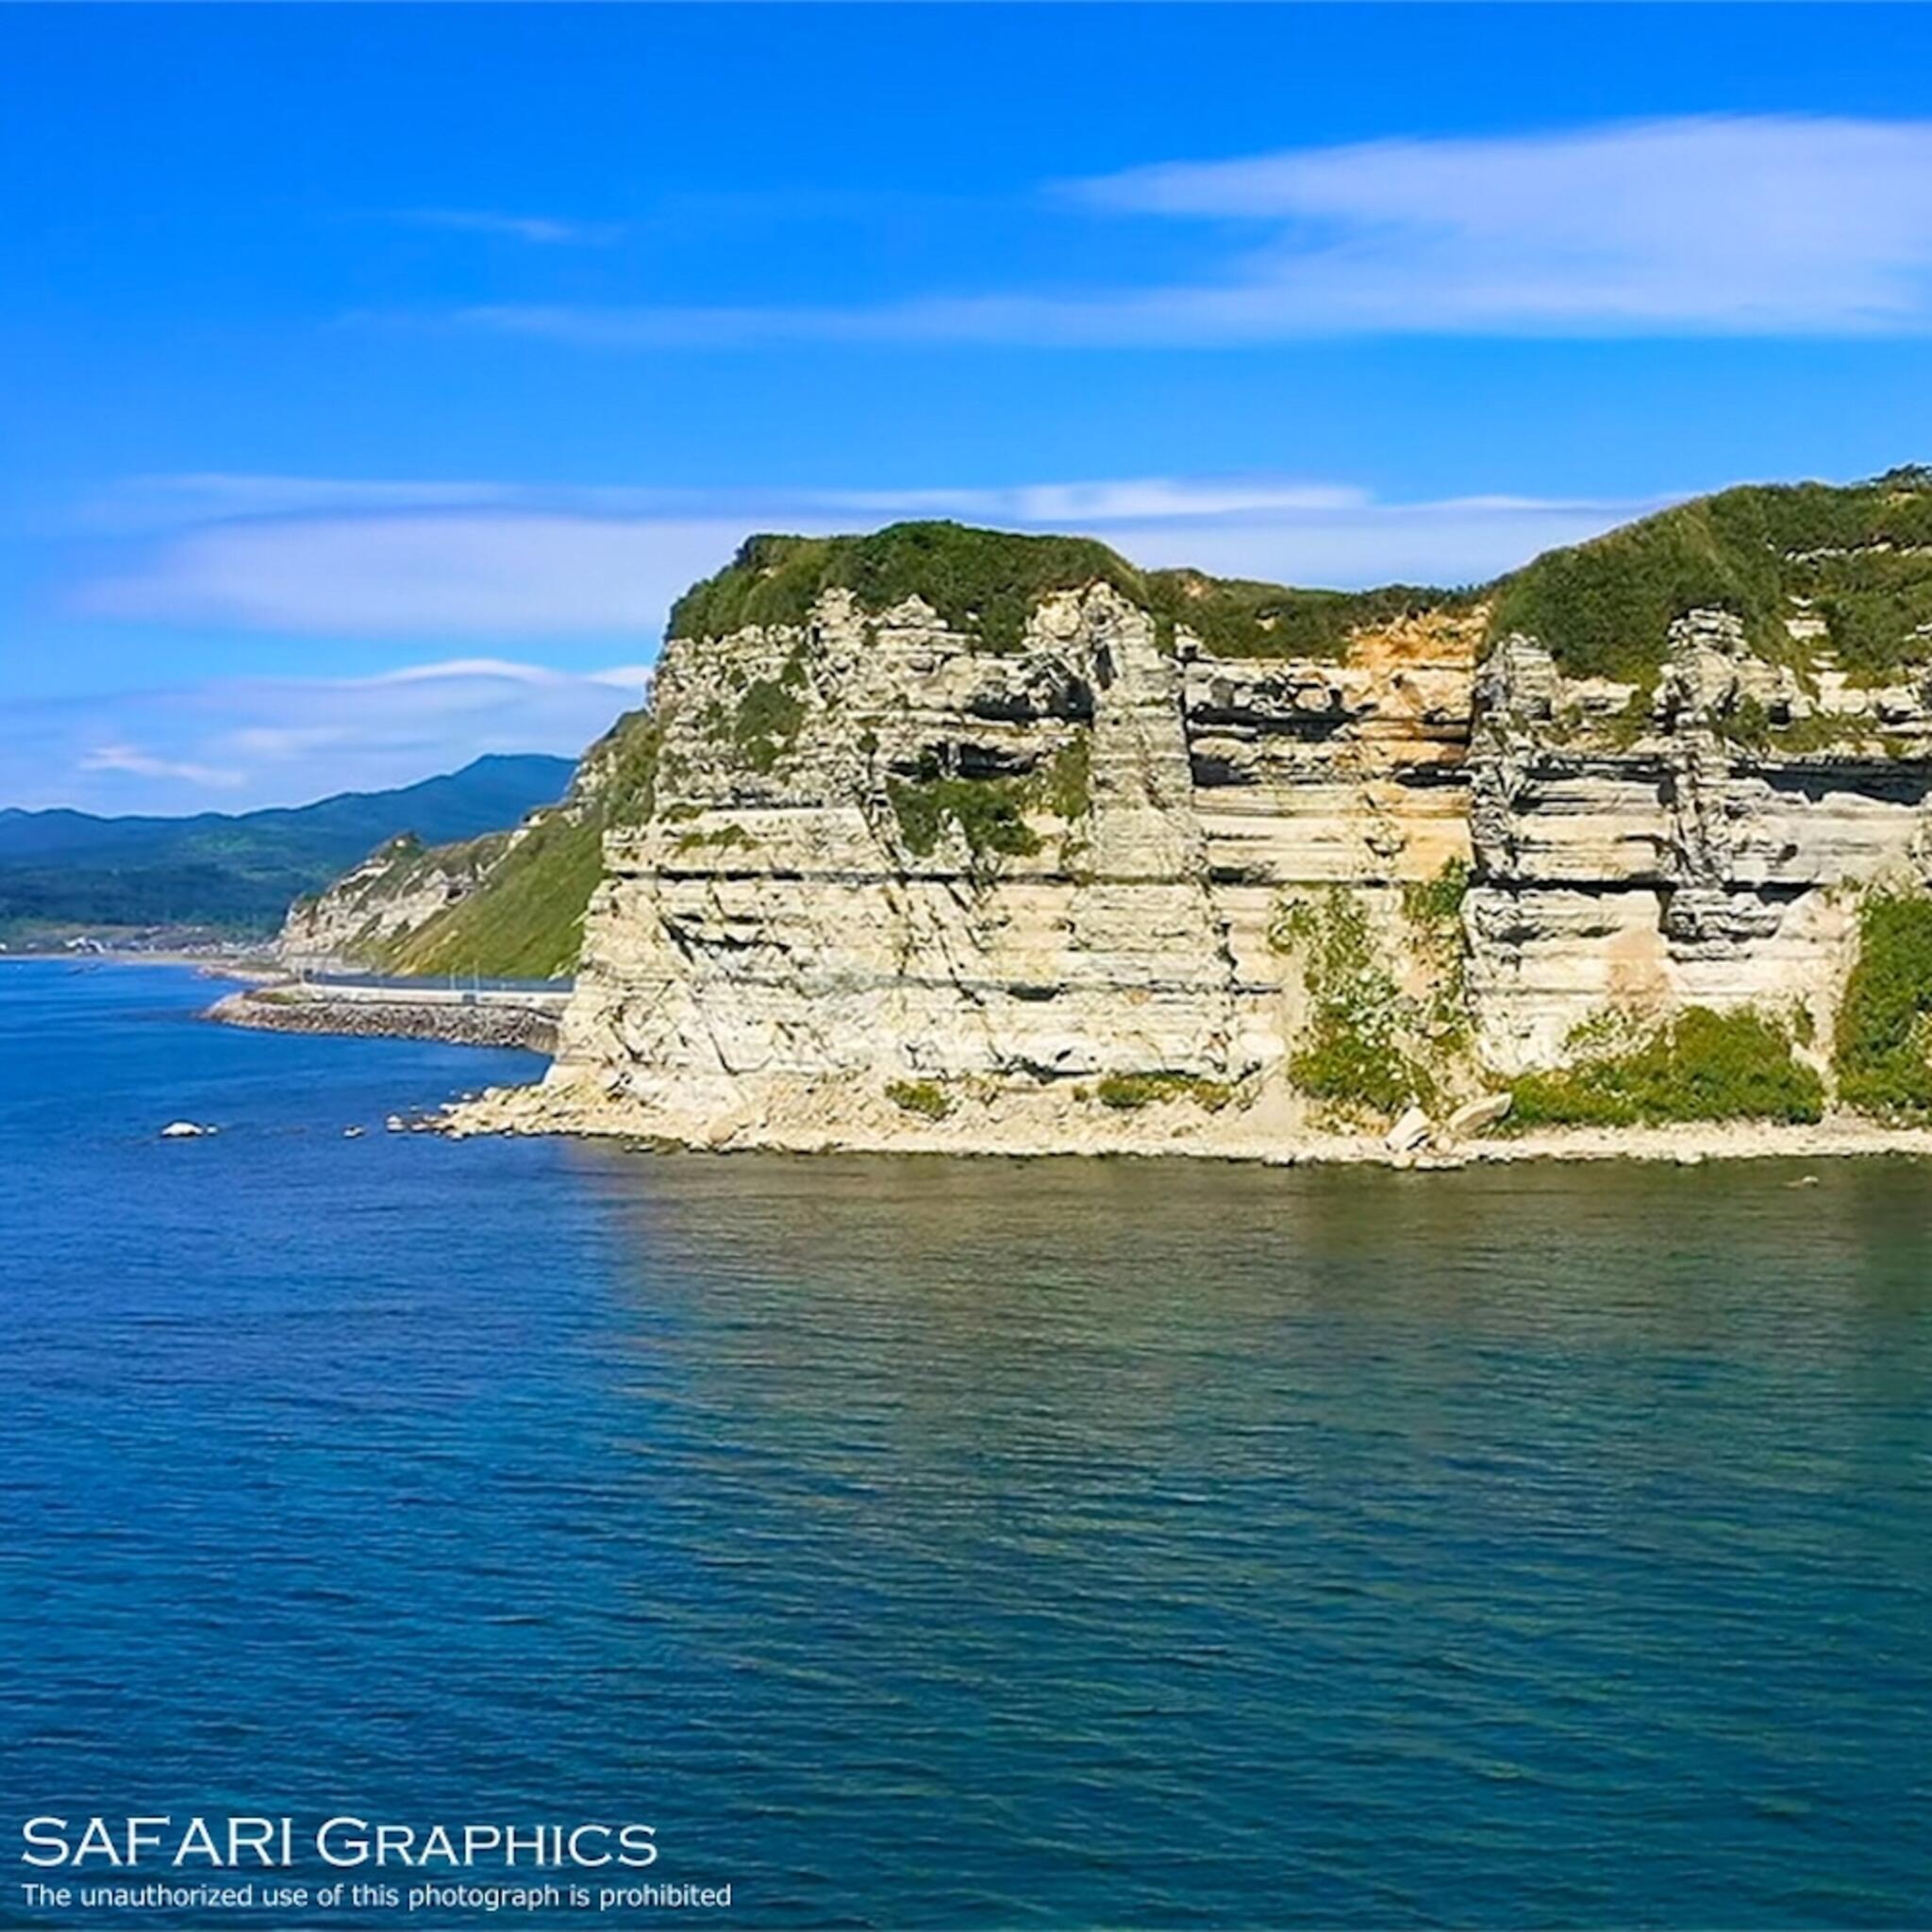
[3,959,1930,1928]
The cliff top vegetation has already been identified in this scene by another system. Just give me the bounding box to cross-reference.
[669,521,1462,659]
[1486,471,1932,682]
[669,471,1932,680]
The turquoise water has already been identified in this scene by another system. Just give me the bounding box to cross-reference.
[4,958,1930,1927]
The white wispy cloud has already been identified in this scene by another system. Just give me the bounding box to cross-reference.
[450,115,1932,344]
[77,743,244,790]
[70,473,1661,641]
[391,208,625,247]
[5,660,647,814]
[77,512,755,637]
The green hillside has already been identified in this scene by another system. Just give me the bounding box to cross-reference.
[1487,468,1932,682]
[0,754,575,941]
[364,710,658,981]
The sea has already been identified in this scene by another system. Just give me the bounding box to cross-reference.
[3,958,1929,1928]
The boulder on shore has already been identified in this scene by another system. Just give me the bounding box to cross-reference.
[1444,1092,1513,1141]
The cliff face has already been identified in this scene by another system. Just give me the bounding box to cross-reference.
[542,577,1482,1138]
[278,830,513,970]
[1468,614,1932,1073]
[323,477,1932,1154]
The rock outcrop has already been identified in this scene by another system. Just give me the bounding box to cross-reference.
[277,830,513,971]
[282,478,1932,1157]
[1466,613,1932,1071]
[536,571,1481,1150]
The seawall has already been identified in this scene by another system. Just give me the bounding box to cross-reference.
[208,984,564,1054]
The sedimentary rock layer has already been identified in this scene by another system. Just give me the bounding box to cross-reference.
[294,481,1932,1154]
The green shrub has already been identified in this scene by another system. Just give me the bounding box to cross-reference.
[1274,889,1441,1118]
[1509,1006,1824,1127]
[886,1079,953,1121]
[1399,858,1474,1048]
[1094,1072,1235,1112]
[590,708,660,824]
[1043,735,1091,820]
[732,678,806,774]
[672,824,755,855]
[1835,891,1932,1117]
[886,774,1041,865]
[1401,856,1471,930]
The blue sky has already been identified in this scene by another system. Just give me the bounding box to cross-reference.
[7,5,1932,812]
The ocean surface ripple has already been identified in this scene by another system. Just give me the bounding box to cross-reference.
[3,961,1929,1927]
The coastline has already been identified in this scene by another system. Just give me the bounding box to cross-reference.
[187,973,1932,1169]
[439,1069,1932,1169]
[2,947,274,973]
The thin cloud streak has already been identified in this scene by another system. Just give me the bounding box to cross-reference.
[77,513,758,637]
[452,116,1932,345]
[391,208,625,247]
[72,474,1663,641]
[5,660,647,814]
[78,743,244,790]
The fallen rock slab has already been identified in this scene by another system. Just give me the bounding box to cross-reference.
[1444,1091,1513,1140]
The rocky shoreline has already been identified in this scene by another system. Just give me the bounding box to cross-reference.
[439,1070,1932,1168]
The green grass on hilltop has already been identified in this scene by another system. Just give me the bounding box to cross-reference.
[670,521,1461,660]
[672,475,1932,680]
[1488,472,1932,682]
[671,525,1145,653]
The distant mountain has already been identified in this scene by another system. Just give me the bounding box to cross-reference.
[0,754,576,940]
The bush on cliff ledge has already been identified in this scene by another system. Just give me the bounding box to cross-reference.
[1835,891,1932,1118]
[1273,889,1442,1120]
[886,772,1041,866]
[1509,1006,1824,1128]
